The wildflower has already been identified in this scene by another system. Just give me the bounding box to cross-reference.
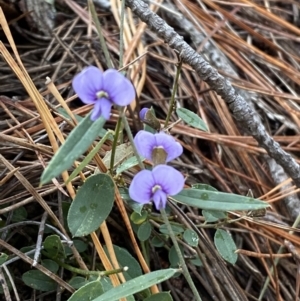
[72,66,135,120]
[129,165,184,210]
[134,130,183,164]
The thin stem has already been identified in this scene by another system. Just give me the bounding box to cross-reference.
[164,60,183,128]
[119,0,126,69]
[110,117,122,174]
[119,107,145,170]
[88,0,113,69]
[160,208,202,301]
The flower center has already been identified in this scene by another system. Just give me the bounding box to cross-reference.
[96,90,109,99]
[152,147,167,166]
[152,184,162,194]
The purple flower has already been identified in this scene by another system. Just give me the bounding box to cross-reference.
[134,130,183,163]
[129,165,184,210]
[139,108,149,120]
[72,66,135,120]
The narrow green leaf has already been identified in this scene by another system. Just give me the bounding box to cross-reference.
[67,130,112,184]
[144,292,173,301]
[67,174,114,237]
[91,269,178,301]
[67,281,103,301]
[173,189,269,211]
[137,221,152,242]
[214,229,238,264]
[176,108,208,131]
[202,210,227,223]
[183,229,199,247]
[41,113,106,184]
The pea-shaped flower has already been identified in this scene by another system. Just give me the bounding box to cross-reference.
[134,130,183,165]
[72,66,135,121]
[129,165,184,210]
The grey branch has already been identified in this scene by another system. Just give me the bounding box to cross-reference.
[125,0,300,187]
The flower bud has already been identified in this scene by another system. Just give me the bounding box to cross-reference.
[139,108,161,131]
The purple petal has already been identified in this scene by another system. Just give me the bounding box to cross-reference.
[72,66,104,104]
[152,189,167,210]
[102,69,135,106]
[152,165,184,195]
[129,169,155,204]
[134,130,156,160]
[90,98,112,121]
[154,132,183,162]
[139,108,149,120]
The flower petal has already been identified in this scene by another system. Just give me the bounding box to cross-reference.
[72,66,104,104]
[134,130,156,161]
[102,69,135,106]
[90,98,112,121]
[152,189,167,210]
[139,108,149,120]
[152,165,184,195]
[155,132,183,162]
[129,170,155,204]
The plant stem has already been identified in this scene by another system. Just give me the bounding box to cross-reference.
[160,208,202,301]
[119,108,144,170]
[110,117,122,174]
[164,60,182,128]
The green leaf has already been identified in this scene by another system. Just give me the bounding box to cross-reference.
[137,221,152,242]
[116,155,144,175]
[202,210,227,223]
[130,211,148,225]
[67,280,103,301]
[22,270,57,291]
[189,256,203,267]
[104,245,142,280]
[41,259,59,273]
[65,239,88,256]
[67,131,112,183]
[68,174,114,237]
[168,245,184,268]
[43,235,65,259]
[11,206,27,222]
[159,224,184,235]
[151,236,165,248]
[144,292,173,301]
[173,189,269,211]
[69,276,89,289]
[214,229,238,264]
[183,229,199,247]
[91,269,178,301]
[176,108,208,131]
[191,183,217,191]
[41,113,106,184]
[0,253,8,265]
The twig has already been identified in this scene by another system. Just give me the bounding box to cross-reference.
[124,0,300,188]
[33,212,48,266]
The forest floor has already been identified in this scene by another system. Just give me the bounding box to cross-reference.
[0,1,300,300]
